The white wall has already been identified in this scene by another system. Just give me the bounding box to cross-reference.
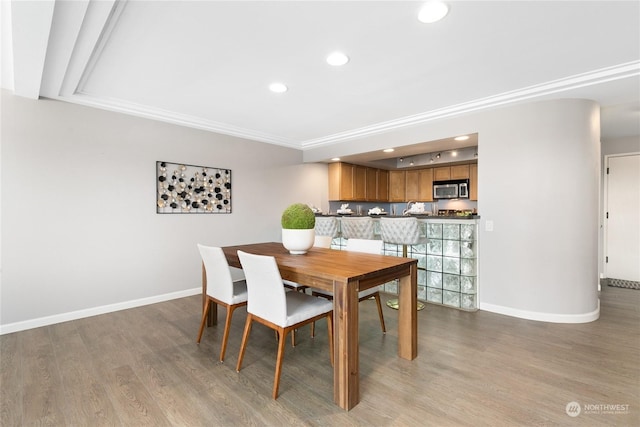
[2,93,603,329]
[0,90,328,333]
[477,100,600,321]
[601,136,640,156]
[306,98,601,323]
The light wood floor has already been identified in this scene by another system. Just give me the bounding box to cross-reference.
[1,285,638,426]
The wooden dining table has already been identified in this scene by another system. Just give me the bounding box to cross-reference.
[203,242,418,410]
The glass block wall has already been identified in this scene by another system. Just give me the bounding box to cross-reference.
[327,218,478,311]
[425,222,477,310]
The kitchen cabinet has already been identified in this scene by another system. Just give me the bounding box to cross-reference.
[366,168,389,202]
[354,165,367,200]
[365,167,387,202]
[329,162,354,201]
[388,170,406,202]
[365,168,377,201]
[377,169,389,201]
[405,170,419,201]
[330,162,388,201]
[418,168,434,201]
[433,167,451,181]
[451,164,470,179]
[405,168,434,201]
[470,163,478,201]
[434,164,470,181]
[330,161,474,202]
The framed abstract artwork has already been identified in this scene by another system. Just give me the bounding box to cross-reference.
[156,161,232,214]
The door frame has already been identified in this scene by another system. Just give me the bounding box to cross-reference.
[602,151,640,282]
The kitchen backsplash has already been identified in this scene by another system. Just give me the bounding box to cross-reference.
[327,200,478,216]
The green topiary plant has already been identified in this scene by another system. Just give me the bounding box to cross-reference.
[281,203,316,229]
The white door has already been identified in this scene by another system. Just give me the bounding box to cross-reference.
[605,154,640,281]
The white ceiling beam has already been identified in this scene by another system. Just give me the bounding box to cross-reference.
[58,0,119,97]
[10,0,55,99]
[39,0,90,98]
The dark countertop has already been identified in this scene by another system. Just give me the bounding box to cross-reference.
[316,214,480,220]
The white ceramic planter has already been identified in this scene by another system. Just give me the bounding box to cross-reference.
[282,228,315,255]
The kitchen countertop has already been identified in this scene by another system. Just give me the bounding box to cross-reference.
[316,214,480,220]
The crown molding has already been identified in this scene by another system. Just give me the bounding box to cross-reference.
[60,92,301,148]
[300,61,640,150]
[59,61,639,151]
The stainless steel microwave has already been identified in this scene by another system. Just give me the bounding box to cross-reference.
[433,179,469,199]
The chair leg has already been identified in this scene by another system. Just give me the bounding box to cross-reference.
[373,293,386,333]
[236,315,253,372]
[291,329,296,347]
[219,304,236,362]
[196,298,211,343]
[327,314,334,366]
[273,327,288,399]
[310,291,330,338]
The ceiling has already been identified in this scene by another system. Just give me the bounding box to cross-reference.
[3,1,639,164]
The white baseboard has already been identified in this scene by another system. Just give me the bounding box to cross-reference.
[479,299,600,324]
[0,287,201,335]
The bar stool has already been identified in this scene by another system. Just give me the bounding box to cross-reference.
[340,216,375,240]
[379,217,426,310]
[315,216,338,239]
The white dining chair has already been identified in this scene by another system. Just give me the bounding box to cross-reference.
[282,233,333,346]
[314,234,333,249]
[236,250,334,399]
[310,238,386,336]
[196,244,248,362]
[283,234,333,289]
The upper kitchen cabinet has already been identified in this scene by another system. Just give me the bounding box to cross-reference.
[433,166,451,181]
[405,170,419,201]
[354,165,367,200]
[470,163,478,201]
[418,168,434,201]
[405,168,434,202]
[451,164,470,179]
[388,170,406,202]
[377,169,389,201]
[330,161,475,202]
[329,162,387,201]
[434,164,470,181]
[329,162,354,200]
[366,168,388,201]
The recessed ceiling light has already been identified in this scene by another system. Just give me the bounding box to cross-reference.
[331,157,340,161]
[383,148,395,153]
[418,1,449,24]
[454,135,469,141]
[326,52,349,66]
[269,83,288,93]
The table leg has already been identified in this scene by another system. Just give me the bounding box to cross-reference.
[332,279,359,410]
[398,264,418,360]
